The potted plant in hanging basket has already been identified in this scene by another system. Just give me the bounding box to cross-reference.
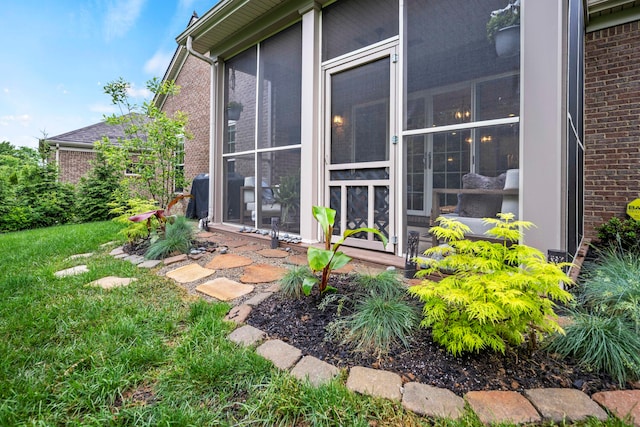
[227,101,244,121]
[487,0,520,57]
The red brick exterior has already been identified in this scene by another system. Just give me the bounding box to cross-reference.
[161,53,211,191]
[584,20,640,239]
[53,149,97,185]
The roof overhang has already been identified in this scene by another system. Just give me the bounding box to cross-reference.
[586,0,640,31]
[176,0,328,59]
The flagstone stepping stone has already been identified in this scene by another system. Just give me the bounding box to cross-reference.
[66,253,94,261]
[205,254,253,270]
[257,248,289,258]
[286,254,308,266]
[240,264,287,283]
[524,388,607,423]
[219,239,252,248]
[234,244,260,252]
[166,263,215,284]
[138,260,162,269]
[163,254,188,265]
[54,265,89,278]
[110,247,125,256]
[114,253,129,259]
[87,276,137,289]
[196,231,214,239]
[592,390,640,427]
[196,278,254,301]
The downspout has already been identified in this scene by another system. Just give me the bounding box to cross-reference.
[185,36,218,224]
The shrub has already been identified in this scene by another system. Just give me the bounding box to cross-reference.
[145,215,194,260]
[325,270,419,358]
[546,313,640,386]
[595,216,640,253]
[546,249,640,385]
[409,213,573,356]
[279,265,314,299]
[579,249,640,332]
[76,152,122,222]
[110,198,160,243]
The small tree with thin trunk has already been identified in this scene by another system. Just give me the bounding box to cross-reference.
[96,77,190,208]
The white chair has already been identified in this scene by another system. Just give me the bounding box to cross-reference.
[431,169,519,245]
[240,177,281,225]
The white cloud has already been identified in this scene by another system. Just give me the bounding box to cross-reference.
[89,103,118,114]
[126,83,152,99]
[3,88,9,94]
[0,114,31,127]
[104,0,146,41]
[144,50,173,76]
[57,84,69,95]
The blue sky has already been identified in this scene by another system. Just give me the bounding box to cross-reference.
[0,0,217,148]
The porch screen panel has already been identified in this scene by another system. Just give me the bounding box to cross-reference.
[405,0,519,130]
[224,47,256,154]
[322,0,398,61]
[258,24,302,149]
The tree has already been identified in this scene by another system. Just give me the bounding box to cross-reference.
[95,77,190,208]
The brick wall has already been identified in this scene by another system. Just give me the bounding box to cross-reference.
[55,149,97,184]
[584,20,640,239]
[161,53,211,190]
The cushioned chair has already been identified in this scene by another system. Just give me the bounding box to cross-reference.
[240,177,281,225]
[430,169,519,245]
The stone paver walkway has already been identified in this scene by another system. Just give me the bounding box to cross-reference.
[75,228,640,426]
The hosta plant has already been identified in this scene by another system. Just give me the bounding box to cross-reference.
[303,206,387,295]
[409,213,573,356]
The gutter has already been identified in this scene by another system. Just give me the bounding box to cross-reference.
[184,35,218,224]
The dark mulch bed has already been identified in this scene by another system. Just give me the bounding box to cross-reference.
[247,272,624,397]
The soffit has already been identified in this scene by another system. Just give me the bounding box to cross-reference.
[176,0,297,55]
[586,0,640,31]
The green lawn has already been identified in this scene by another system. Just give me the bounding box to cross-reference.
[0,222,626,426]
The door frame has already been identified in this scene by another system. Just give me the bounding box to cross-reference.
[321,42,398,252]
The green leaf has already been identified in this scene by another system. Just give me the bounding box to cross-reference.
[329,252,351,271]
[307,247,332,271]
[312,206,336,235]
[302,276,318,296]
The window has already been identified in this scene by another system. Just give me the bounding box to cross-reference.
[174,134,185,193]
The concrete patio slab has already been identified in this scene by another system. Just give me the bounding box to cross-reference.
[465,391,541,425]
[240,264,287,283]
[346,366,402,402]
[228,325,266,347]
[524,388,607,423]
[196,278,254,301]
[54,265,89,278]
[290,356,340,386]
[402,382,465,420]
[592,390,640,427]
[256,339,302,370]
[205,254,253,269]
[165,263,215,283]
[87,276,137,289]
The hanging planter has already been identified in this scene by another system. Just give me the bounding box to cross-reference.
[494,24,520,57]
[227,101,243,121]
[487,1,520,57]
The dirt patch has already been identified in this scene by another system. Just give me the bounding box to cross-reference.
[247,276,623,397]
